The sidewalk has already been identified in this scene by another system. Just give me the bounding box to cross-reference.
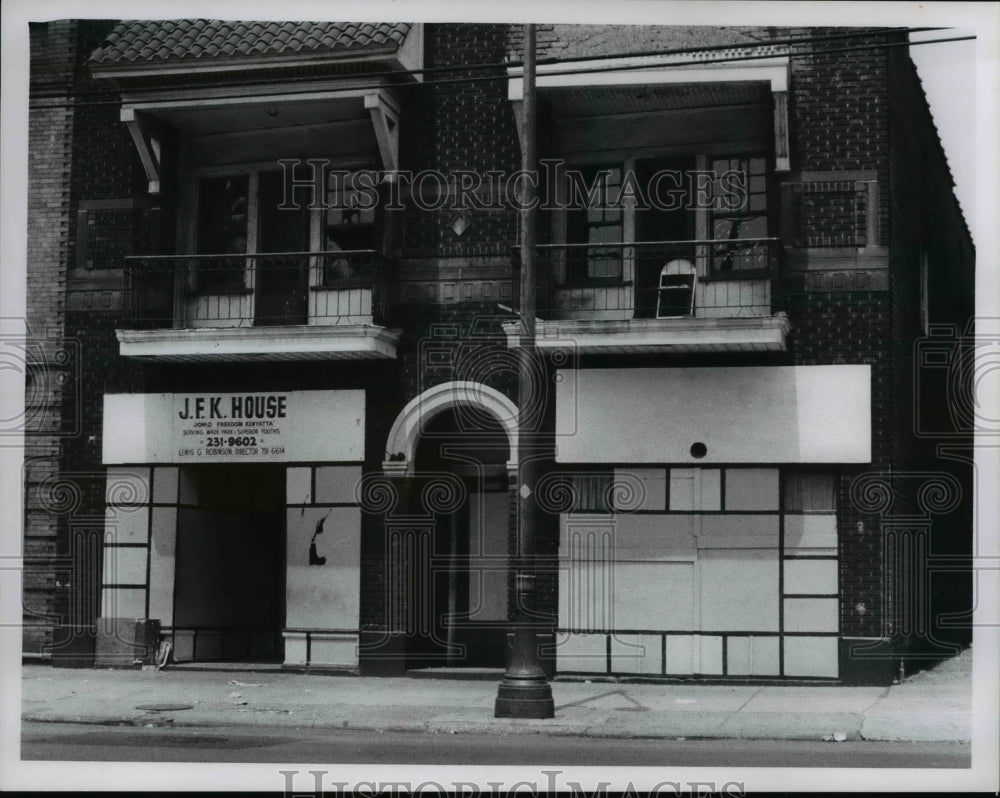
[20,647,972,743]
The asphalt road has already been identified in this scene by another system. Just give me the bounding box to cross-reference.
[20,721,971,768]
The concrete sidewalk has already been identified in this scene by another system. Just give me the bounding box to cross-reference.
[20,648,972,743]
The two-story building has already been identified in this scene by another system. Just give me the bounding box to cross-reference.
[24,20,974,684]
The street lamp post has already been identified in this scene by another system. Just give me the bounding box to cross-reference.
[494,23,555,720]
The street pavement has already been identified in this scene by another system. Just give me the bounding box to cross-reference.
[20,646,973,743]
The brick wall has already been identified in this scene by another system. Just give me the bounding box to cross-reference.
[24,21,78,654]
[787,29,894,245]
[402,24,520,258]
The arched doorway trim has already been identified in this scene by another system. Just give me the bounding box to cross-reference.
[382,381,518,476]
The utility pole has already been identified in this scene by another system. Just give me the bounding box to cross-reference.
[494,23,555,719]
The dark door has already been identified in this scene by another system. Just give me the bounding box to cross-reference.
[634,156,696,318]
[255,170,310,326]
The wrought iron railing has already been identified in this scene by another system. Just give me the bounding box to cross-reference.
[519,238,781,319]
[123,250,390,329]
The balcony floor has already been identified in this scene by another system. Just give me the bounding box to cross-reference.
[116,324,401,362]
[503,314,791,354]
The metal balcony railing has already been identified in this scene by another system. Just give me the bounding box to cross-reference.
[519,238,781,320]
[124,250,390,329]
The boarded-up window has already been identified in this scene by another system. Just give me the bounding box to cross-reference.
[783,471,836,512]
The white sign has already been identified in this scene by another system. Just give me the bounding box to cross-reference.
[102,390,365,464]
[555,365,871,464]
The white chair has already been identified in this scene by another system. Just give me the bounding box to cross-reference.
[656,259,697,318]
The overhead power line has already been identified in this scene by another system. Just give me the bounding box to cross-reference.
[27,30,975,110]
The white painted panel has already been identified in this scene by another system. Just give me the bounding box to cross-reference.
[665,634,695,674]
[315,465,362,504]
[285,507,360,629]
[698,514,779,548]
[309,633,359,667]
[554,632,607,673]
[286,467,313,505]
[104,506,149,545]
[725,468,780,511]
[784,514,838,551]
[310,288,375,326]
[726,636,780,676]
[105,467,151,504]
[558,559,614,629]
[611,634,661,674]
[699,635,724,674]
[669,469,696,511]
[700,469,721,511]
[559,515,615,561]
[148,507,176,626]
[101,587,145,619]
[784,598,839,632]
[727,635,751,675]
[152,467,178,504]
[614,468,666,511]
[282,631,309,666]
[699,549,779,631]
[784,559,838,595]
[103,546,147,586]
[556,365,871,463]
[103,390,365,464]
[612,562,695,631]
[784,636,839,677]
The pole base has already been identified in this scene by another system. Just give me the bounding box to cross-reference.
[493,680,555,719]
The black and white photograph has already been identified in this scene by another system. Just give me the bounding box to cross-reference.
[1,0,997,793]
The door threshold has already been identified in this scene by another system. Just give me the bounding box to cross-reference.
[405,667,505,681]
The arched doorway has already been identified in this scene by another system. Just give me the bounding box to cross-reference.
[407,404,512,670]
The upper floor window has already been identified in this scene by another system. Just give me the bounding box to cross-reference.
[195,174,249,293]
[565,164,624,284]
[709,155,770,274]
[323,172,378,285]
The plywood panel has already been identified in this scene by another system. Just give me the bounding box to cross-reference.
[784,559,838,595]
[104,506,149,545]
[610,513,696,559]
[784,598,838,632]
[614,467,666,512]
[554,632,607,673]
[101,587,146,619]
[285,506,361,629]
[611,633,662,675]
[153,467,179,504]
[699,549,779,631]
[314,465,362,504]
[784,635,838,677]
[698,514,779,548]
[725,468,780,511]
[612,562,696,631]
[103,546,147,587]
[784,513,837,552]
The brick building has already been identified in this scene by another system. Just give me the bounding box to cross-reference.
[23,20,974,683]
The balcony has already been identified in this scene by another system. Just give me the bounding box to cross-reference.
[117,250,400,362]
[504,239,790,354]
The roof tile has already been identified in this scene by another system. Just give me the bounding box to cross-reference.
[89,20,412,64]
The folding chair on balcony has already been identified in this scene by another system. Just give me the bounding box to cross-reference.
[655,259,697,318]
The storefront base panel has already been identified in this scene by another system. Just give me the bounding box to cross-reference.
[283,630,359,669]
[359,631,408,676]
[555,632,841,680]
[49,625,97,668]
[167,627,280,663]
[839,637,897,685]
[93,617,161,668]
